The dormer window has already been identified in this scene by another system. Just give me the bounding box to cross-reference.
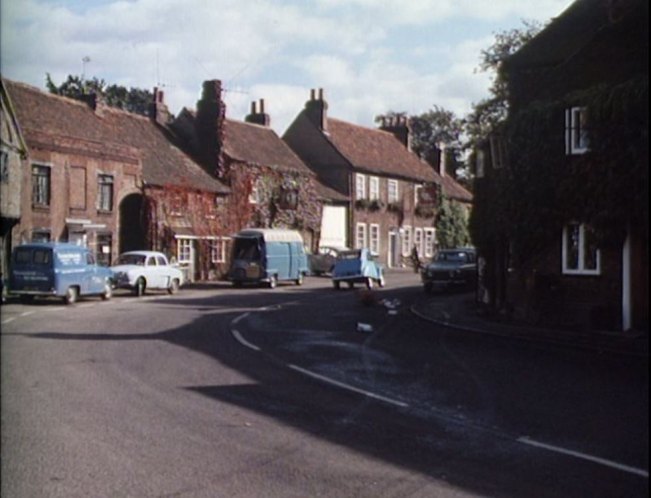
[565,107,590,155]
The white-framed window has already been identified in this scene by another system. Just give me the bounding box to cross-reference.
[565,107,589,155]
[355,222,368,249]
[401,226,412,256]
[356,173,367,200]
[369,224,380,254]
[210,237,231,263]
[249,183,260,204]
[476,149,485,178]
[414,228,424,255]
[369,176,380,200]
[424,228,436,258]
[414,185,422,206]
[388,179,399,203]
[562,223,600,275]
[177,238,193,263]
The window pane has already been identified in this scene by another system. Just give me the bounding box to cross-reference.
[583,225,599,271]
[566,224,580,270]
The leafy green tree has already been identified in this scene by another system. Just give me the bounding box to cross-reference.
[46,73,153,116]
[375,106,465,179]
[436,196,471,249]
[465,20,544,148]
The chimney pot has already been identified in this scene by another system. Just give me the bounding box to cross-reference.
[259,98,265,114]
[251,101,257,114]
[310,89,316,100]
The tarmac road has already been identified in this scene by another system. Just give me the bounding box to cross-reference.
[1,271,648,497]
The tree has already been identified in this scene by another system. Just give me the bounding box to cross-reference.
[465,20,545,148]
[46,73,153,116]
[375,106,465,178]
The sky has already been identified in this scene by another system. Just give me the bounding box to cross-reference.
[1,0,574,135]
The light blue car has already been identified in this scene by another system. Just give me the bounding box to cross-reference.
[331,248,385,290]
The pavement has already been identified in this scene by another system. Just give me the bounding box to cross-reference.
[410,291,649,358]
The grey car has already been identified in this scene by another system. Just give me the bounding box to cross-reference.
[421,248,477,293]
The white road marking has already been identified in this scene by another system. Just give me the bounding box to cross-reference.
[231,312,250,325]
[287,363,409,408]
[231,328,261,352]
[518,436,649,478]
[2,317,16,325]
[20,311,35,317]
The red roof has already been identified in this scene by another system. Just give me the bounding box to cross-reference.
[3,79,229,194]
[326,118,472,202]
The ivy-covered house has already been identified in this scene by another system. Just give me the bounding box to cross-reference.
[172,80,323,250]
[2,78,230,282]
[471,0,648,331]
[283,89,472,268]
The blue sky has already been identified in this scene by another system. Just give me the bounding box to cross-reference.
[1,0,574,134]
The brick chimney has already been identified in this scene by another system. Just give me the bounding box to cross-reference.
[245,99,271,127]
[82,91,106,117]
[437,143,446,177]
[304,88,328,132]
[380,115,412,152]
[149,87,172,126]
[195,79,226,177]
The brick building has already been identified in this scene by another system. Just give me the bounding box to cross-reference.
[283,89,472,268]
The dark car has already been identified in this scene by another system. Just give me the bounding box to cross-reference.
[421,248,477,293]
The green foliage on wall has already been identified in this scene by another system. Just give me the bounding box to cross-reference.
[436,196,471,249]
[470,76,648,264]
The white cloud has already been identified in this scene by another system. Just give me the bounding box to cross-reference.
[1,0,574,136]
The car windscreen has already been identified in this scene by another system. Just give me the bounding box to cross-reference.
[13,248,52,266]
[337,251,361,260]
[117,254,147,265]
[436,252,469,263]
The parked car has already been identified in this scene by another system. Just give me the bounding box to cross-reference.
[421,248,477,293]
[8,243,113,304]
[308,246,349,275]
[228,229,309,288]
[111,251,184,296]
[332,248,385,290]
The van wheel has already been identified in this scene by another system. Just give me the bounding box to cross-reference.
[333,281,341,290]
[268,275,277,289]
[134,277,146,297]
[101,281,113,300]
[64,286,79,305]
[296,273,304,286]
[168,278,180,295]
[347,281,354,289]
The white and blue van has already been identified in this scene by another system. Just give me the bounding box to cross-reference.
[9,243,114,304]
[228,229,309,288]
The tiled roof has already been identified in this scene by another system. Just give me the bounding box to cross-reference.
[326,118,472,202]
[3,79,229,194]
[223,119,314,175]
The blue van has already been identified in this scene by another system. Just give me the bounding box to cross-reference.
[228,229,309,288]
[9,243,114,304]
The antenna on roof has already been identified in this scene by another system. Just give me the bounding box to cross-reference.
[81,56,91,80]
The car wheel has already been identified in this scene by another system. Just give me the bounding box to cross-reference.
[101,281,113,300]
[134,277,146,297]
[20,295,35,304]
[424,282,433,294]
[347,281,354,289]
[232,281,242,288]
[268,275,277,289]
[168,278,180,294]
[64,286,78,305]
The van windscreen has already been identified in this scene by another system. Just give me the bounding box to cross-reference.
[233,238,261,260]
